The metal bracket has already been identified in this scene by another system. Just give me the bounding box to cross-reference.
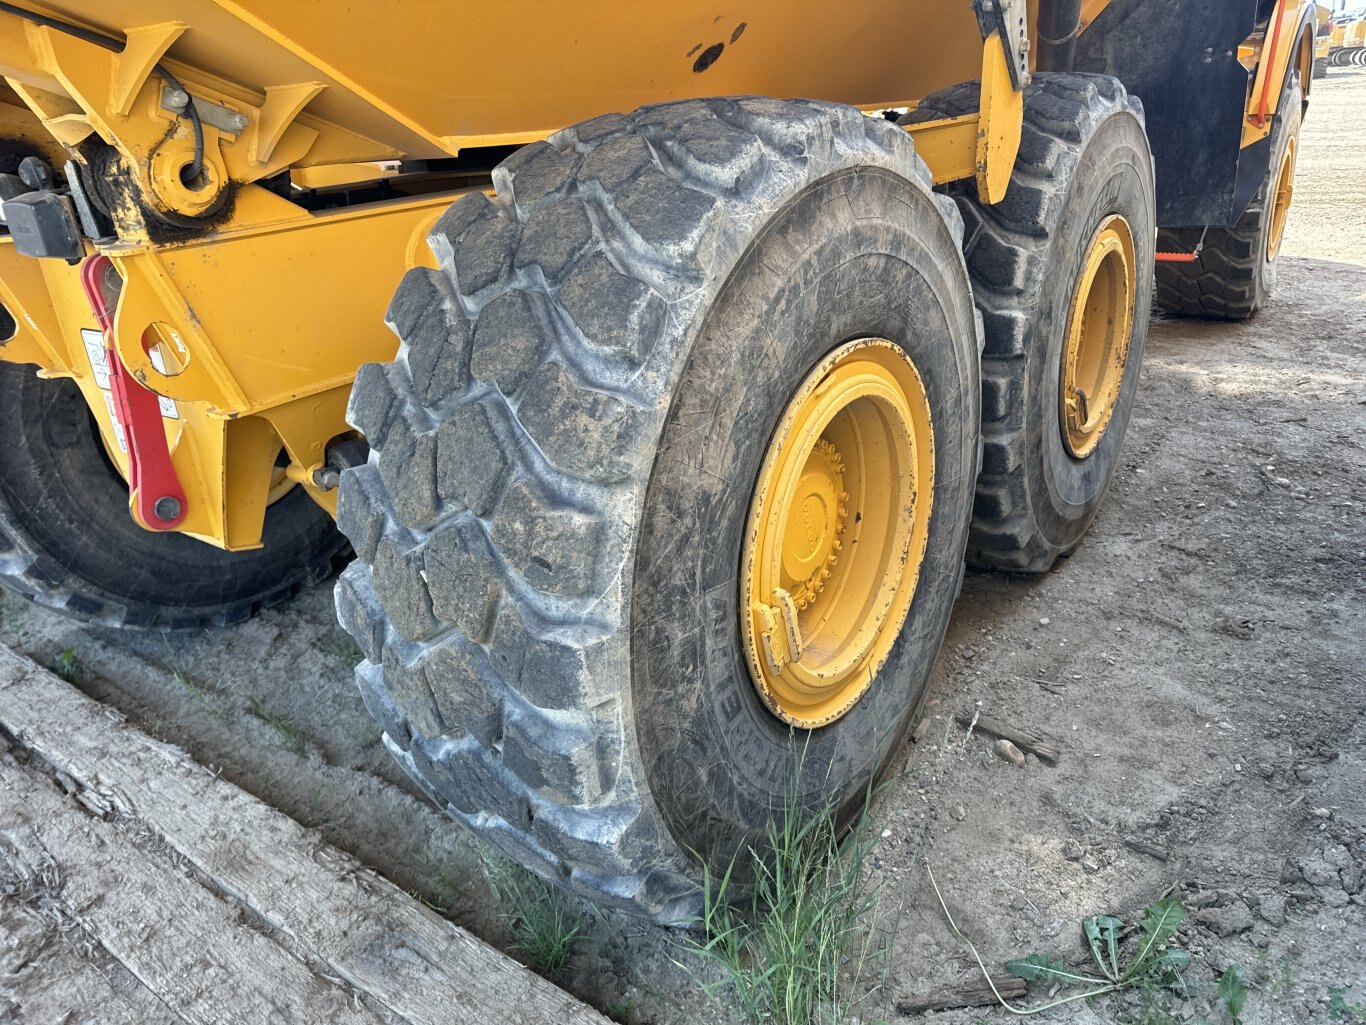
[974,0,1031,90]
[161,85,248,135]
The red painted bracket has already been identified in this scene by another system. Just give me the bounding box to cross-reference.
[1154,251,1200,263]
[78,254,188,531]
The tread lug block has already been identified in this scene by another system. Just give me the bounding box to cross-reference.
[418,639,504,747]
[451,210,521,299]
[905,72,1156,573]
[413,735,531,827]
[346,362,402,449]
[386,265,449,338]
[334,564,386,664]
[486,604,617,711]
[370,535,439,642]
[1014,129,1068,177]
[502,701,607,805]
[613,167,719,262]
[514,197,596,285]
[377,413,439,531]
[356,659,410,748]
[336,464,387,564]
[491,141,580,217]
[422,519,501,641]
[489,478,612,599]
[527,800,644,879]
[561,112,632,151]
[981,361,1022,420]
[471,289,551,395]
[517,364,641,483]
[559,253,664,367]
[973,481,1016,521]
[980,308,1032,359]
[382,642,448,740]
[402,281,473,408]
[969,225,1034,295]
[426,191,500,267]
[336,97,980,921]
[641,117,767,193]
[731,97,855,159]
[435,398,512,516]
[581,135,654,192]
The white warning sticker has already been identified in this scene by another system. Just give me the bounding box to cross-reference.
[79,327,178,420]
[79,328,110,390]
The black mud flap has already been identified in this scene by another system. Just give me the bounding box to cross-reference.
[1075,0,1284,229]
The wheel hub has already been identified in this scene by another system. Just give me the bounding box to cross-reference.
[783,438,847,611]
[1060,214,1136,459]
[740,338,935,729]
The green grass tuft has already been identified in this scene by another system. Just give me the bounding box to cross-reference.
[249,696,307,756]
[485,858,583,979]
[49,647,81,683]
[685,781,889,1025]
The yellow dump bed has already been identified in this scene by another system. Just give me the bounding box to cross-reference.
[1,1,995,160]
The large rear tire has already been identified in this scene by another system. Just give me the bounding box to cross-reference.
[1154,74,1302,321]
[0,364,346,629]
[903,74,1156,572]
[335,98,981,921]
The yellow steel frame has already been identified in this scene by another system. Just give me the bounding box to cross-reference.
[0,7,457,549]
[1240,0,1317,149]
[902,32,1024,204]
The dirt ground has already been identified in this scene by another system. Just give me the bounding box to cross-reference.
[2,70,1363,1025]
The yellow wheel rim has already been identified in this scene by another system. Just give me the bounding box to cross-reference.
[740,338,934,729]
[1266,135,1297,262]
[1060,214,1136,460]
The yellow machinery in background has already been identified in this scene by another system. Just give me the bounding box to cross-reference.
[0,0,1318,920]
[1326,7,1366,65]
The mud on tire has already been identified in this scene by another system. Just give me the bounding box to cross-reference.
[335,98,981,921]
[903,74,1156,572]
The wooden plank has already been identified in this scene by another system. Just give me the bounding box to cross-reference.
[0,891,184,1025]
[0,647,610,1025]
[0,755,388,1025]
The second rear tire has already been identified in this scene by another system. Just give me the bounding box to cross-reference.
[903,74,1156,572]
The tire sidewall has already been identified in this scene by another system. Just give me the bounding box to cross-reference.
[631,168,978,874]
[1024,109,1155,554]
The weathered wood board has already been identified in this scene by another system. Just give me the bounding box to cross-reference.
[0,646,609,1025]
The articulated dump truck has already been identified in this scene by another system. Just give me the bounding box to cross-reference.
[0,1,1316,921]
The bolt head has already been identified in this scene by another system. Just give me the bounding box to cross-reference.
[153,496,182,522]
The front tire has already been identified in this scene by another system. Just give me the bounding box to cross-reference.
[335,98,980,920]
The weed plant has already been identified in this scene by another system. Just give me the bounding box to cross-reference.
[486,858,583,978]
[686,781,890,1025]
